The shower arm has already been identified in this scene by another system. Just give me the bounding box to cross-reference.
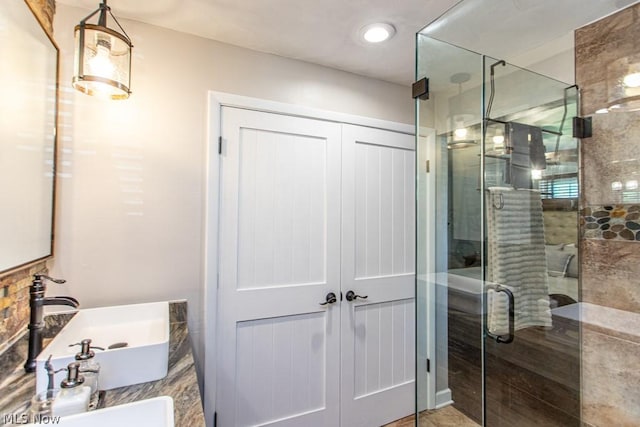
[485,59,506,120]
[484,60,570,153]
[552,85,578,158]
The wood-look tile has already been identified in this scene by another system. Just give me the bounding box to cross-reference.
[448,353,482,423]
[384,405,479,427]
[486,385,581,427]
[383,413,415,427]
[448,302,581,427]
[485,346,580,416]
[419,405,479,427]
[447,309,483,423]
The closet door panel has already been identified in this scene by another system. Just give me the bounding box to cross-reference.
[217,107,341,427]
[341,124,416,427]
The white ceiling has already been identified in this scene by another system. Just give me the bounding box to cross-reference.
[422,0,639,64]
[56,0,462,86]
[56,0,638,87]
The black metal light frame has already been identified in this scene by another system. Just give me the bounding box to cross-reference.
[72,0,133,99]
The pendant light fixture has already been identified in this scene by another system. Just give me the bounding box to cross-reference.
[447,72,477,149]
[72,0,133,100]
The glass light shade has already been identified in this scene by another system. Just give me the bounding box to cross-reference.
[454,127,468,140]
[73,24,132,99]
[446,112,478,149]
[607,55,640,112]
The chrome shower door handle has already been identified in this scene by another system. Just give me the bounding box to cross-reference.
[320,292,337,306]
[345,290,368,302]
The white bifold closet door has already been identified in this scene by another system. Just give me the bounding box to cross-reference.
[340,125,415,427]
[216,107,415,427]
[217,107,342,427]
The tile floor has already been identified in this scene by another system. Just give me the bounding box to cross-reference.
[383,405,479,427]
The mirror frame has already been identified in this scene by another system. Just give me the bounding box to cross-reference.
[0,0,59,276]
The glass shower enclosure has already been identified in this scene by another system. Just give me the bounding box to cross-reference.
[416,26,581,427]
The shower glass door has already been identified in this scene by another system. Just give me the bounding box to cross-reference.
[481,56,580,427]
[416,33,581,427]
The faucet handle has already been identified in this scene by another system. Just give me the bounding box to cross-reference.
[33,274,66,284]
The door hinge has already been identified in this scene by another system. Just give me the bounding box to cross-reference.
[218,136,223,154]
[425,160,430,173]
[426,358,431,373]
[412,77,429,100]
[573,116,592,138]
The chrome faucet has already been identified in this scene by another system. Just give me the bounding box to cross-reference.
[24,274,79,373]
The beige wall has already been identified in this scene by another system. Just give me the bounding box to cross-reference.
[50,4,413,383]
[576,4,640,426]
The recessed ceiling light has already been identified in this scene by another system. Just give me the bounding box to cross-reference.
[361,23,396,43]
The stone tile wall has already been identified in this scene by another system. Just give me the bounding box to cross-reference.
[576,3,640,426]
[0,262,47,354]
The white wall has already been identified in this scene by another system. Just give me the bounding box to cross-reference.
[50,3,413,396]
[507,31,575,85]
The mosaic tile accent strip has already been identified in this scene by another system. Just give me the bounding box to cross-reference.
[581,205,640,241]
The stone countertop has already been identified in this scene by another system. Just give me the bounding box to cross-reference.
[0,301,204,426]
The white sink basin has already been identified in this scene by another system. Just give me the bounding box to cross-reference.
[55,396,174,427]
[35,301,169,393]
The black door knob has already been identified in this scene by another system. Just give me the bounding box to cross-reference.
[320,292,337,305]
[345,290,368,302]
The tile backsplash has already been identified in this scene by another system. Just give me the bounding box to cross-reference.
[0,262,47,354]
